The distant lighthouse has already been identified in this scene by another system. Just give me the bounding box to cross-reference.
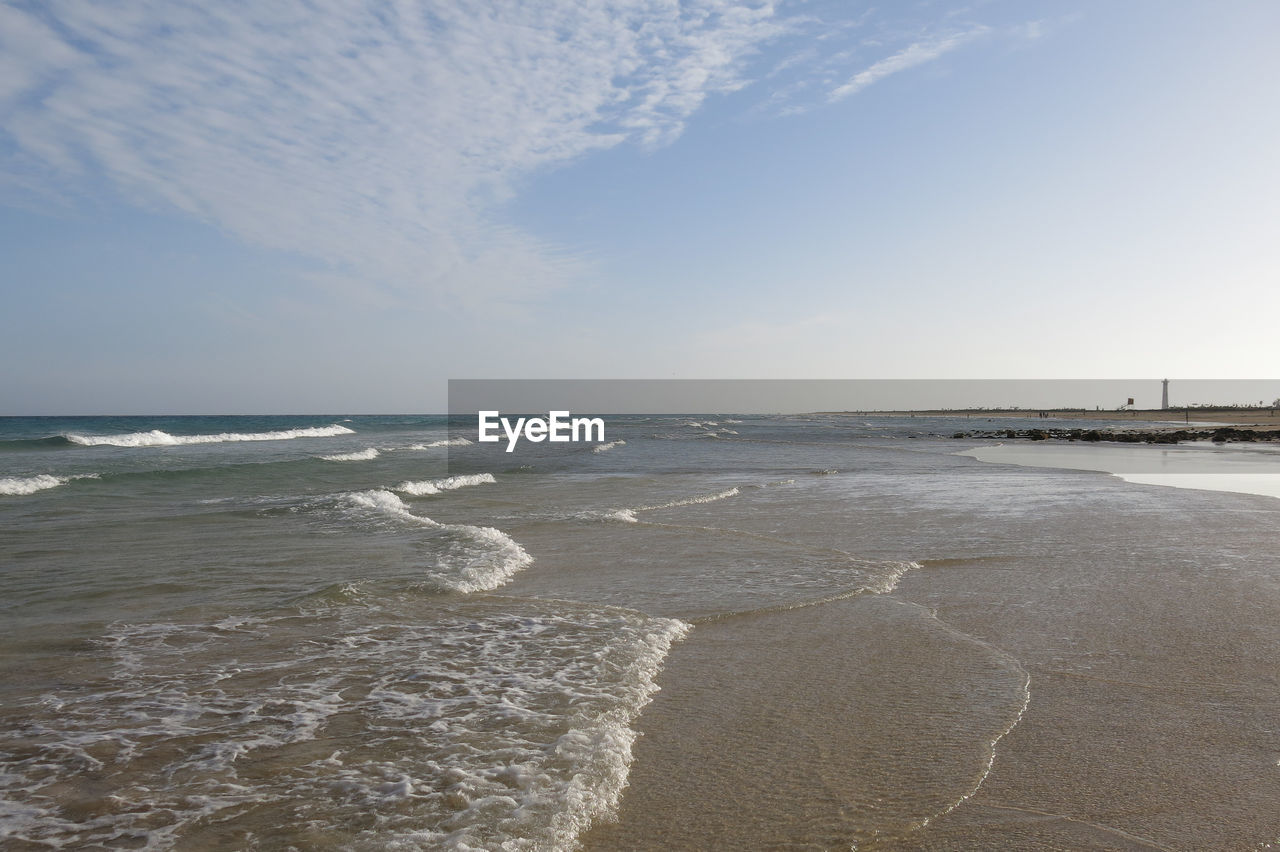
[1161,379,1169,410]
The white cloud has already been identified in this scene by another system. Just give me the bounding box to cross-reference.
[829,26,988,102]
[1,2,1022,306]
[0,0,786,302]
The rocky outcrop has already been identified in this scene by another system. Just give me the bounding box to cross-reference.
[949,427,1280,444]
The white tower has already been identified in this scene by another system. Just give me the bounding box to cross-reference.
[1161,379,1169,410]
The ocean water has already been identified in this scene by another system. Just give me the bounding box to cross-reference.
[2,414,1279,850]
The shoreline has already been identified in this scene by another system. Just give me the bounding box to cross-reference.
[960,442,1280,500]
[827,407,1280,428]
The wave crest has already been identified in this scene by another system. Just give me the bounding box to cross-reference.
[341,489,530,593]
[0,473,98,496]
[586,487,741,524]
[641,487,740,511]
[321,448,380,462]
[404,438,472,449]
[67,424,355,447]
[394,473,496,495]
[592,440,627,454]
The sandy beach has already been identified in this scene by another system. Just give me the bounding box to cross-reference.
[577,435,1280,850]
[579,427,1280,850]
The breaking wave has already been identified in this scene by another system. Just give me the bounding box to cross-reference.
[0,600,689,850]
[589,487,743,525]
[394,473,496,496]
[404,438,473,450]
[341,490,530,593]
[321,448,380,462]
[66,424,355,447]
[643,487,741,511]
[593,440,627,454]
[0,473,98,496]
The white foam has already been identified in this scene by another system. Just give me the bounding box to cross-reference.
[321,448,380,461]
[345,488,425,520]
[585,487,743,526]
[436,472,496,490]
[404,438,473,449]
[0,604,690,849]
[0,473,97,496]
[590,487,742,525]
[396,481,443,497]
[607,509,639,523]
[443,524,533,593]
[355,609,691,851]
[592,440,627,454]
[642,487,740,511]
[868,560,920,595]
[394,473,495,495]
[66,424,354,447]
[340,489,530,593]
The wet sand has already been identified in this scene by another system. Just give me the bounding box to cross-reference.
[583,594,1029,850]
[581,467,1280,850]
[892,487,1280,850]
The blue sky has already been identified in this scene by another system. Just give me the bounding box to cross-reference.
[2,0,1278,413]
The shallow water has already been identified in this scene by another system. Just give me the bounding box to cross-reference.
[2,414,1278,849]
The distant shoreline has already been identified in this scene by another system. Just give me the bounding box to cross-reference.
[825,408,1280,429]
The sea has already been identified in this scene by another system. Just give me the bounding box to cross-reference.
[2,414,1279,850]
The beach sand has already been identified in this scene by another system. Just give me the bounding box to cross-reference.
[580,451,1280,851]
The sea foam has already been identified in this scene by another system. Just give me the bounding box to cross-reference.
[404,438,473,450]
[0,473,98,496]
[590,487,741,524]
[67,424,354,447]
[394,473,495,495]
[592,440,627,454]
[321,448,380,462]
[341,489,530,593]
[0,601,688,850]
[642,487,740,511]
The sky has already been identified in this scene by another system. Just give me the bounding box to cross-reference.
[2,0,1278,413]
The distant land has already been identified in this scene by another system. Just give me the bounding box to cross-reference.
[833,407,1280,430]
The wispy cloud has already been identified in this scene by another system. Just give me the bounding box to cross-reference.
[1,2,1024,305]
[0,0,786,303]
[828,26,989,102]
